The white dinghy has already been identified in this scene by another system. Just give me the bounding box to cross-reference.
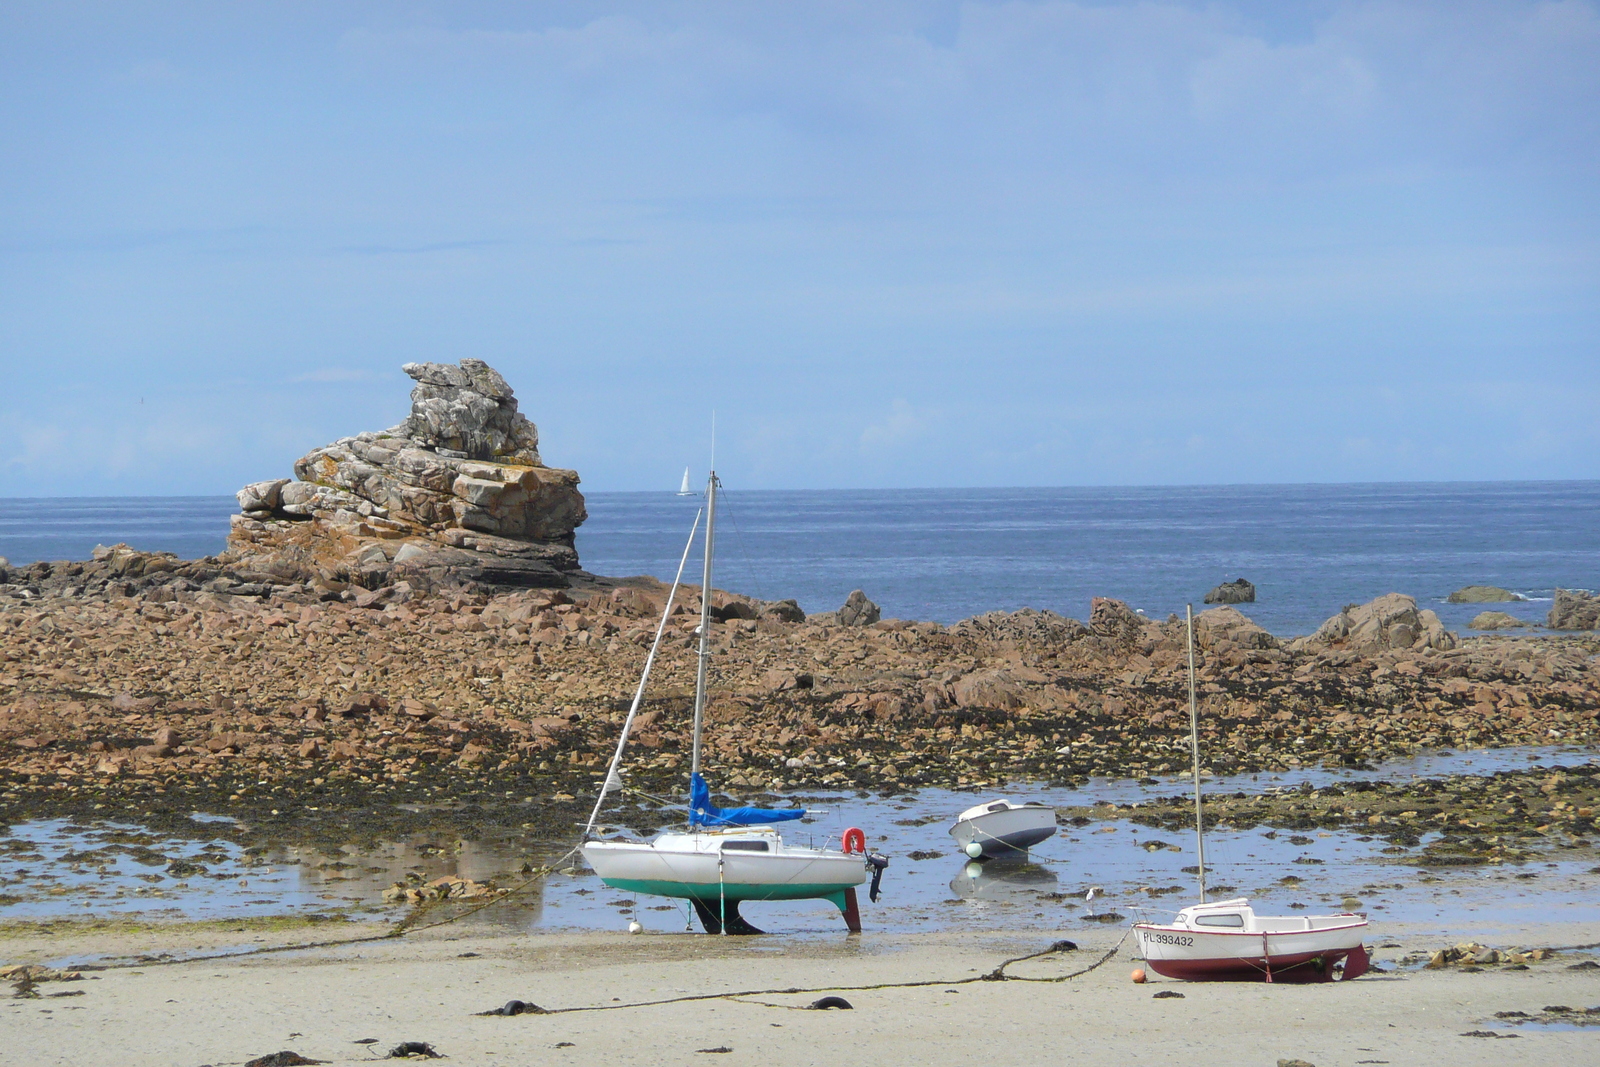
[1132,606,1369,982]
[581,470,884,934]
[949,799,1057,860]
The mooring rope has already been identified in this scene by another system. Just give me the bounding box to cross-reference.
[500,930,1132,1016]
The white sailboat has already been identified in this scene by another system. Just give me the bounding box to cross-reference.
[1132,606,1369,982]
[581,471,884,934]
[677,467,693,495]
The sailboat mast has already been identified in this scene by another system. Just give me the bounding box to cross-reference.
[1186,603,1207,903]
[690,471,718,780]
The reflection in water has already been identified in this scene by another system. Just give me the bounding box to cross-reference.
[3,745,1597,935]
[264,835,548,929]
[949,858,1058,902]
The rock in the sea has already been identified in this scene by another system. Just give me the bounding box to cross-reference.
[1548,589,1600,631]
[837,589,881,627]
[1446,585,1521,603]
[1203,578,1255,604]
[1291,593,1457,653]
[226,359,586,592]
[1468,611,1530,631]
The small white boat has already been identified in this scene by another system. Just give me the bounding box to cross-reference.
[677,467,693,495]
[949,799,1057,859]
[1131,606,1369,983]
[1135,898,1369,982]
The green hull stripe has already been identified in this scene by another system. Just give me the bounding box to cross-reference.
[600,877,857,910]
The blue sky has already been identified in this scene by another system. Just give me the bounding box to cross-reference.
[1,1,1596,495]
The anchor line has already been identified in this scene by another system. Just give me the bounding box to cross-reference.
[499,931,1133,1016]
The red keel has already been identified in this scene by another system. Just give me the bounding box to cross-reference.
[841,887,862,934]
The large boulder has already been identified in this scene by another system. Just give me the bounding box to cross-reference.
[1203,578,1256,604]
[1193,606,1278,650]
[1469,611,1531,631]
[1548,589,1600,631]
[227,359,586,591]
[837,589,881,627]
[1290,593,1457,653]
[1446,585,1521,603]
[1089,597,1147,645]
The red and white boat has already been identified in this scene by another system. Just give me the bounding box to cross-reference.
[1130,606,1370,983]
[1134,898,1369,983]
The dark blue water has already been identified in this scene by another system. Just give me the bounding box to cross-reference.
[2,482,1596,637]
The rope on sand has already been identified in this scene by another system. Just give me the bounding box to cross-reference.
[509,930,1132,1016]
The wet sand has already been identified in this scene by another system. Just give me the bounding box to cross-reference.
[5,917,1598,1066]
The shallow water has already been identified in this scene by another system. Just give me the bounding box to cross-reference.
[4,747,1596,942]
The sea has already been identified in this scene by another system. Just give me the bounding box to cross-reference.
[1,481,1597,638]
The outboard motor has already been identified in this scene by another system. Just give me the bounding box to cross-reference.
[867,852,890,902]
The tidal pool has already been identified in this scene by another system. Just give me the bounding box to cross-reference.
[2,745,1596,940]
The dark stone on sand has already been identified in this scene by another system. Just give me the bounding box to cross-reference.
[1153,990,1185,999]
[1204,578,1256,604]
[477,999,544,1016]
[387,1042,443,1059]
[809,996,853,1010]
[244,1054,326,1067]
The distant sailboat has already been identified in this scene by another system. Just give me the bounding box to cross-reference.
[677,468,693,495]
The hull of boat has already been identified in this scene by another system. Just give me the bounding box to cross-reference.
[1135,923,1370,983]
[582,840,866,905]
[949,805,1057,858]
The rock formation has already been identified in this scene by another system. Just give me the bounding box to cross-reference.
[1290,593,1458,653]
[1548,589,1600,631]
[228,359,587,592]
[836,589,881,627]
[1469,611,1530,631]
[1193,605,1278,650]
[1203,578,1256,604]
[1447,585,1521,603]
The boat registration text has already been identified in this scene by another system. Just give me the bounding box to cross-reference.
[1145,933,1195,946]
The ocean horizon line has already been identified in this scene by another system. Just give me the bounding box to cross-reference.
[3,475,1600,504]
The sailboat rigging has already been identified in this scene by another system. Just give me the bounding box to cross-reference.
[581,470,886,934]
[1130,605,1370,982]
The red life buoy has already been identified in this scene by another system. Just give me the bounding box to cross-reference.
[842,827,866,854]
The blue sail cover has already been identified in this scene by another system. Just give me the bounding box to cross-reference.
[689,773,807,827]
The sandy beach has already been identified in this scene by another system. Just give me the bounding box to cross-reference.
[4,913,1599,1067]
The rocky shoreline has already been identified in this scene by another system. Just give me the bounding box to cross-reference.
[1,567,1596,849]
[2,359,1596,864]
